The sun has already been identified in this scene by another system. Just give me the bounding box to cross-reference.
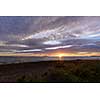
[58,54,64,58]
[57,53,65,60]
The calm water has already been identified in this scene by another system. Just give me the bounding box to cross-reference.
[0,56,100,65]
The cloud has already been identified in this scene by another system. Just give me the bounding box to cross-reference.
[45,45,73,50]
[14,49,43,53]
[0,16,100,55]
[43,40,61,45]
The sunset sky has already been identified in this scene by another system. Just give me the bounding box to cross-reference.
[0,16,100,56]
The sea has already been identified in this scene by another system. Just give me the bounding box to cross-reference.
[0,56,100,65]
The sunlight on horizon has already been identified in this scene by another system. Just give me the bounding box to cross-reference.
[0,52,100,57]
[56,53,65,60]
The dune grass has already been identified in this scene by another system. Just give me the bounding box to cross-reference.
[16,60,100,83]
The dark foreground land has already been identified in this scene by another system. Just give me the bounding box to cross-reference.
[0,60,100,82]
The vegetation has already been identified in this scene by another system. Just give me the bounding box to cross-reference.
[16,60,100,83]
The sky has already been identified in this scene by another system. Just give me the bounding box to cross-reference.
[0,16,100,56]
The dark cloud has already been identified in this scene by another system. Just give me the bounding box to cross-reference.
[0,16,100,55]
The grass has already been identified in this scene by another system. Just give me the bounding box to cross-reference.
[16,60,100,83]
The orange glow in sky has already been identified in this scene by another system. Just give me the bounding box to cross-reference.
[0,52,100,57]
